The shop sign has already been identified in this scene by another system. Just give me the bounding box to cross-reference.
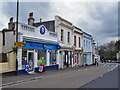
[40,26,45,35]
[43,44,46,49]
[14,41,26,47]
[57,45,61,49]
[38,65,45,73]
[22,41,61,50]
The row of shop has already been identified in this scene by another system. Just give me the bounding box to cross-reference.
[17,40,61,74]
[3,14,95,74]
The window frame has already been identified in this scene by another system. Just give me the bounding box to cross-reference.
[74,35,76,47]
[61,29,63,42]
[68,32,70,43]
[79,37,81,48]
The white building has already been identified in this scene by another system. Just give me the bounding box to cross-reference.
[2,13,61,74]
[1,12,96,74]
[55,16,74,69]
[92,40,96,64]
[82,32,93,66]
[73,26,83,67]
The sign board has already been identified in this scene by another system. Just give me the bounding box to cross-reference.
[14,41,26,47]
[38,64,45,73]
[39,66,43,72]
[25,64,30,73]
[40,26,45,35]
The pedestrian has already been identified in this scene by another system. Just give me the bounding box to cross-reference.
[96,61,98,66]
[95,59,98,66]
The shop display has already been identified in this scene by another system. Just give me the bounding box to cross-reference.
[38,49,46,66]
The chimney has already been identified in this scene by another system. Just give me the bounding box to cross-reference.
[40,18,42,23]
[8,17,15,30]
[28,12,34,26]
[29,12,33,18]
[10,17,13,23]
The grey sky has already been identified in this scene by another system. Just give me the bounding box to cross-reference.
[1,1,118,45]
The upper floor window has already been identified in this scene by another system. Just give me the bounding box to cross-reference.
[89,41,90,50]
[74,35,76,46]
[86,41,88,49]
[79,37,81,47]
[84,40,85,48]
[61,29,63,42]
[68,32,70,43]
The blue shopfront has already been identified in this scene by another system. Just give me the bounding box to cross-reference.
[18,40,61,74]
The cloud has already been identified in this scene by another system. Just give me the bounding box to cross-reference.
[0,2,118,45]
[48,2,118,44]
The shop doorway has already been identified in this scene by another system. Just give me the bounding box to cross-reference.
[74,53,77,66]
[27,50,34,73]
[65,51,69,67]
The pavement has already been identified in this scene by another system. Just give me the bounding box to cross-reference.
[1,65,97,87]
[2,63,118,88]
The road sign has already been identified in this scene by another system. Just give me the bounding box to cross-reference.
[14,41,26,47]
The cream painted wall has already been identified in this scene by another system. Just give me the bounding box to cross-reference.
[2,31,16,53]
[0,52,16,73]
[55,16,74,48]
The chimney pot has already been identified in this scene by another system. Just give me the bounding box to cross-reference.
[10,17,13,23]
[28,12,34,26]
[40,18,42,22]
[29,12,33,18]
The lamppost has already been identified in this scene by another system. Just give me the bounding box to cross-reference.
[16,0,19,75]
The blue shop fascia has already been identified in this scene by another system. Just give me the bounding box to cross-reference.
[17,22,61,74]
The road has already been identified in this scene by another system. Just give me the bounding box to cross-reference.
[3,63,118,88]
[81,63,119,88]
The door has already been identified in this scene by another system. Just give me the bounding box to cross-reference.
[74,53,77,66]
[65,51,69,67]
[27,50,34,72]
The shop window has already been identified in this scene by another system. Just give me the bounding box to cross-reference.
[38,49,46,66]
[70,52,72,65]
[49,50,56,65]
[22,49,27,69]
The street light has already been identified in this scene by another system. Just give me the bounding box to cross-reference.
[16,0,19,75]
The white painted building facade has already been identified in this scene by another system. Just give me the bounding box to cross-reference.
[55,15,74,69]
[82,32,93,66]
[73,26,83,67]
[16,22,61,73]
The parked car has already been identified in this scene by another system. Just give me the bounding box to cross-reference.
[106,60,112,63]
[116,59,120,63]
